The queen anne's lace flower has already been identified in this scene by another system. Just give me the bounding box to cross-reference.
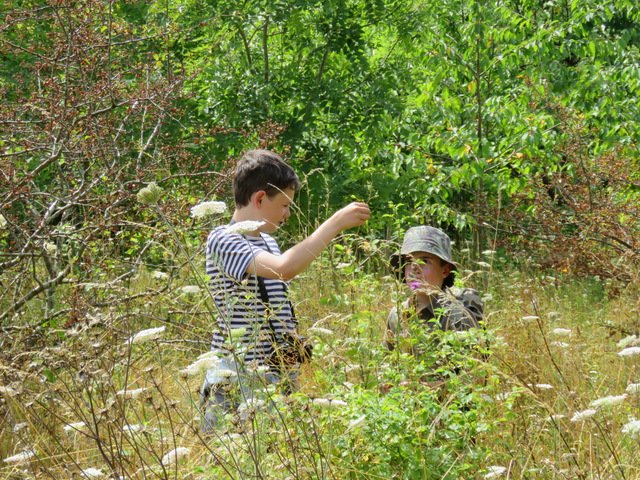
[116,387,148,399]
[621,419,640,438]
[625,383,640,394]
[484,466,507,479]
[308,327,334,336]
[190,201,227,218]
[181,356,222,377]
[161,447,190,465]
[521,315,539,322]
[535,384,554,390]
[225,220,266,235]
[151,270,169,280]
[127,326,165,345]
[81,467,105,478]
[312,398,347,409]
[3,449,35,465]
[0,385,18,397]
[570,409,597,422]
[347,415,366,430]
[590,394,627,408]
[618,347,640,357]
[617,335,638,349]
[552,328,572,336]
[180,285,201,294]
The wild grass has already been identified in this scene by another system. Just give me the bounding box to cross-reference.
[1,224,639,479]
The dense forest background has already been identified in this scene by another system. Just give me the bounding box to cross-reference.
[2,0,639,286]
[1,1,640,478]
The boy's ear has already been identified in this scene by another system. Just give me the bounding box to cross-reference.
[252,190,267,207]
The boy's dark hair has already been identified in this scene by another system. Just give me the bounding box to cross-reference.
[233,149,301,207]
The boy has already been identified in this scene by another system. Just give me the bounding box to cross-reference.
[384,226,483,352]
[201,149,369,429]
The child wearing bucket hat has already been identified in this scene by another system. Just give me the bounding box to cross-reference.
[384,226,483,351]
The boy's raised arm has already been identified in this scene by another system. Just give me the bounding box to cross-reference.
[246,202,370,281]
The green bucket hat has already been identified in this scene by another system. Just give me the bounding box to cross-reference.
[390,226,457,288]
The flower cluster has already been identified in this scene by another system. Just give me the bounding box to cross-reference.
[190,200,227,218]
[570,409,597,422]
[225,220,265,235]
[127,326,165,345]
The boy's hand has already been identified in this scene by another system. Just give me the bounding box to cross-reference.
[331,202,370,231]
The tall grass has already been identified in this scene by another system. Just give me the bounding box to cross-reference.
[1,206,639,478]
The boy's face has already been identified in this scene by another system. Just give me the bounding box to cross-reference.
[258,188,295,233]
[403,252,452,292]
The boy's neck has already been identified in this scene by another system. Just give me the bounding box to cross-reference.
[231,206,263,235]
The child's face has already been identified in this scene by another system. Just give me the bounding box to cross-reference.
[259,188,295,233]
[404,252,451,292]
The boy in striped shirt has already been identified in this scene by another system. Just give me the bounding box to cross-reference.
[201,149,369,430]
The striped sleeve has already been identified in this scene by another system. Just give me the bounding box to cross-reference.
[206,228,262,281]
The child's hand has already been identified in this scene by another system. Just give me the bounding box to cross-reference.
[331,202,370,231]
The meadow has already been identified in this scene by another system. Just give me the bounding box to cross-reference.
[1,207,639,479]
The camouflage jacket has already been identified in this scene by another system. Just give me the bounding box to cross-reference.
[384,287,484,351]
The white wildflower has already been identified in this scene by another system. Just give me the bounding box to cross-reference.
[0,385,18,397]
[552,328,572,336]
[617,335,639,349]
[570,409,597,422]
[151,270,169,280]
[550,341,569,348]
[347,415,366,431]
[308,327,334,336]
[547,311,561,319]
[0,214,7,228]
[625,383,640,394]
[81,467,105,478]
[127,326,165,345]
[190,201,227,218]
[180,285,201,294]
[535,384,554,390]
[225,220,266,235]
[590,394,627,408]
[238,399,266,413]
[475,261,492,268]
[482,250,497,256]
[44,242,57,254]
[122,424,143,435]
[3,449,35,465]
[481,293,493,302]
[621,419,640,438]
[246,363,271,375]
[521,315,539,322]
[13,423,28,433]
[197,350,219,361]
[116,387,148,399]
[181,356,222,377]
[217,369,238,379]
[64,422,86,434]
[550,414,566,421]
[311,398,347,409]
[161,447,190,465]
[618,347,640,358]
[484,466,507,479]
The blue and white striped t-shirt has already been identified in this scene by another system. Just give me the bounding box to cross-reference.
[205,225,296,364]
